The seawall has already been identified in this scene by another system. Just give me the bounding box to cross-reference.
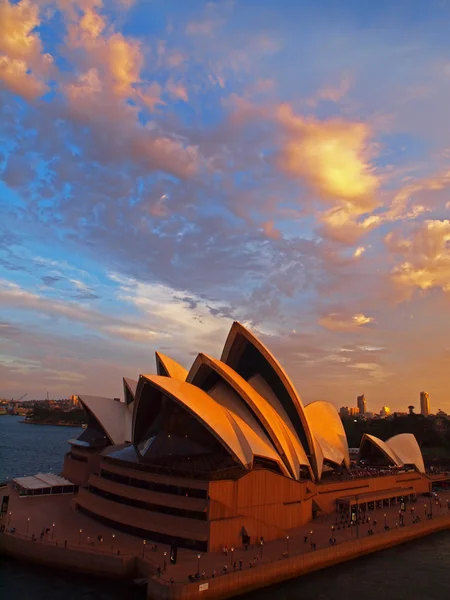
[1,513,450,599]
[146,514,450,600]
[0,533,138,578]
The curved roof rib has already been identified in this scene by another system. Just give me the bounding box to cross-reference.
[305,401,350,468]
[155,352,188,380]
[77,395,126,445]
[386,434,425,473]
[359,433,403,467]
[134,375,286,473]
[187,353,311,479]
[221,321,318,478]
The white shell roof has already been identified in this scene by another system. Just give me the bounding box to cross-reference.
[137,374,286,471]
[386,433,425,473]
[155,352,188,380]
[124,377,138,397]
[221,322,318,479]
[75,321,426,484]
[77,395,127,445]
[360,433,403,467]
[188,354,310,479]
[305,401,350,468]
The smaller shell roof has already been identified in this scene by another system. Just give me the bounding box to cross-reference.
[155,352,188,380]
[386,433,425,473]
[77,394,127,445]
[360,433,403,467]
[123,377,138,397]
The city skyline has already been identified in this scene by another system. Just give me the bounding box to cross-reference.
[1,1,450,410]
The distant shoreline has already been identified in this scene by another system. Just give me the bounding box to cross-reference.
[20,420,83,428]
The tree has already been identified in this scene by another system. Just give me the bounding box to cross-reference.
[408,405,415,415]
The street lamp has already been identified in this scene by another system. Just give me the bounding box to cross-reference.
[424,503,427,517]
[7,512,11,527]
[384,513,387,528]
[260,539,264,557]
[286,535,289,554]
[26,517,30,536]
[51,523,56,541]
[78,529,82,544]
[111,533,115,552]
[310,530,313,548]
[197,554,201,573]
[142,539,147,557]
[164,551,167,570]
[231,546,234,564]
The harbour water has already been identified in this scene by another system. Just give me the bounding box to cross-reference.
[1,415,449,599]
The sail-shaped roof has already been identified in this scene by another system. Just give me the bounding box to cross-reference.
[305,401,350,468]
[359,433,403,467]
[221,322,319,478]
[77,395,127,445]
[134,374,287,473]
[386,433,425,473]
[187,353,311,479]
[155,352,188,380]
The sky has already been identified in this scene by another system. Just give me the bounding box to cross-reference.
[1,0,450,413]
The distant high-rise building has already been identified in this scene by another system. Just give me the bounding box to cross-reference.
[420,391,430,417]
[380,406,391,417]
[339,406,350,417]
[357,394,367,415]
[348,407,360,417]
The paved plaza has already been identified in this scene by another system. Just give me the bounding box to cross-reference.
[2,484,450,584]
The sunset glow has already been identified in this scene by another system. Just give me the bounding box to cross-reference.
[1,0,450,411]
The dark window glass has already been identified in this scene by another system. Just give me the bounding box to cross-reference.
[100,469,207,499]
[88,485,207,520]
[77,504,207,552]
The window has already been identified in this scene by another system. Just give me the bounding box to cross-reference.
[100,469,208,499]
[88,484,207,520]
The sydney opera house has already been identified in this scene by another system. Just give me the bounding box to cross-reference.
[63,322,429,552]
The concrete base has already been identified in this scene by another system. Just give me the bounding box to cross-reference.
[2,512,450,599]
[146,514,450,599]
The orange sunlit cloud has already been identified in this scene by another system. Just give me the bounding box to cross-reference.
[319,312,375,332]
[386,220,450,294]
[276,104,380,214]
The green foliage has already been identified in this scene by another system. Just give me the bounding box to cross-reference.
[29,402,87,424]
[342,414,450,450]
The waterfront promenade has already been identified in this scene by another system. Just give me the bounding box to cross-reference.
[2,483,450,598]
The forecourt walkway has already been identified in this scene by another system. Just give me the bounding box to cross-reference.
[1,483,450,587]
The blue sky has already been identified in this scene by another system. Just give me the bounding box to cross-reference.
[1,0,450,413]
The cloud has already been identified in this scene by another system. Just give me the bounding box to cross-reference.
[318,207,381,244]
[385,170,450,222]
[166,79,188,102]
[0,0,53,98]
[353,246,366,258]
[186,20,222,36]
[386,219,450,294]
[276,104,380,213]
[0,278,164,343]
[319,312,375,331]
[309,73,353,106]
[54,5,200,178]
[111,273,235,351]
[261,220,281,240]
